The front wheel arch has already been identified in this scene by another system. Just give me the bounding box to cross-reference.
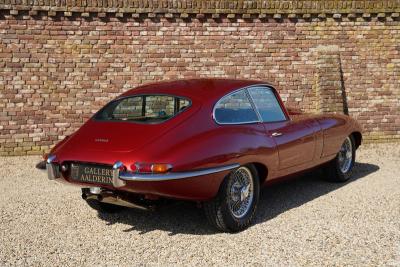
[212,162,267,198]
[351,131,362,149]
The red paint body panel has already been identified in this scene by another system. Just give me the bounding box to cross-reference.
[49,79,362,201]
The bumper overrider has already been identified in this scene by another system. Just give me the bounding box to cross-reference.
[45,155,239,188]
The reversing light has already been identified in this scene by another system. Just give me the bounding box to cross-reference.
[131,163,173,173]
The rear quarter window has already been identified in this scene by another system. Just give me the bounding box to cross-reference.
[213,89,259,124]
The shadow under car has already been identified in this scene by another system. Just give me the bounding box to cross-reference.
[93,162,379,235]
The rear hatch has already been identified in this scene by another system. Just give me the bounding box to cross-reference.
[60,94,199,154]
[65,120,176,153]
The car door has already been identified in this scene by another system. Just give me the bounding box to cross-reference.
[247,86,317,169]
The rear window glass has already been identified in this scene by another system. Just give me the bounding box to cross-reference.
[213,89,258,124]
[95,95,191,123]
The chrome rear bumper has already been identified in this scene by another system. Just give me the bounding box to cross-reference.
[46,155,60,180]
[45,155,239,188]
[118,164,239,182]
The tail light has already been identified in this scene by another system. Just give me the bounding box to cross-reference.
[151,163,173,173]
[130,163,172,174]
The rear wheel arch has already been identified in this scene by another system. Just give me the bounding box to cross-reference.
[214,162,268,191]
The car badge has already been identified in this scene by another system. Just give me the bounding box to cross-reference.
[95,138,109,143]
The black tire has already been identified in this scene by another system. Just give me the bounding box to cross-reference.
[203,164,260,233]
[323,135,356,182]
[85,198,125,213]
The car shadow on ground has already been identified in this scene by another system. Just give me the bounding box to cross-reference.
[96,162,379,235]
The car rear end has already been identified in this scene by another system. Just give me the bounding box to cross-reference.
[43,92,235,202]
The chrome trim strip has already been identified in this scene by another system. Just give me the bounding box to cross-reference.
[119,163,240,182]
[245,87,263,122]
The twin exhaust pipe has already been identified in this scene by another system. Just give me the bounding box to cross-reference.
[82,189,150,211]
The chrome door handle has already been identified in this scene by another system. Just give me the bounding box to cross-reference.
[271,132,283,137]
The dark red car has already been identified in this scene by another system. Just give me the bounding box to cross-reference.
[43,79,362,232]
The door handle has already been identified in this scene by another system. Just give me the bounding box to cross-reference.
[271,132,283,137]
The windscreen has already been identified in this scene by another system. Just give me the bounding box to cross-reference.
[95,95,191,124]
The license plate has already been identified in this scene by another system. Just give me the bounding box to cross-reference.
[70,163,113,185]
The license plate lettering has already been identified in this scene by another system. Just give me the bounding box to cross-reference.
[71,164,113,185]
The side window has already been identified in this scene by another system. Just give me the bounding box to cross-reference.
[214,90,259,124]
[248,87,287,122]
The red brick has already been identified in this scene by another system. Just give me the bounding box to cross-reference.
[0,12,399,155]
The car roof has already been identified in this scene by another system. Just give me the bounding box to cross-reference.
[119,78,274,102]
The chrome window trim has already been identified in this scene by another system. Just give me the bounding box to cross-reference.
[245,89,263,122]
[212,84,282,125]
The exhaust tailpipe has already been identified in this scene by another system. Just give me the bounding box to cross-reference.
[82,192,98,200]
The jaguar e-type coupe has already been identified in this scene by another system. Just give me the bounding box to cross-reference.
[42,79,362,232]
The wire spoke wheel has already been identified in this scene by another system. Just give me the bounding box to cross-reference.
[338,137,353,174]
[203,164,260,232]
[322,135,357,183]
[228,166,254,219]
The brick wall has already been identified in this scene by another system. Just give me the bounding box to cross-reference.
[1,1,400,155]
